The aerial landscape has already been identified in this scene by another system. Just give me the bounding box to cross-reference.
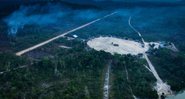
[0,0,185,99]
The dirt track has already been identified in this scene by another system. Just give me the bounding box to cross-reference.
[16,12,117,56]
[128,16,172,96]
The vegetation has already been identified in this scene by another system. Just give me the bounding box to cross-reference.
[0,39,159,99]
[149,48,185,92]
[111,54,157,99]
[0,40,111,99]
[0,2,185,99]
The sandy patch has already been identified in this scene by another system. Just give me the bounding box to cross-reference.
[59,45,71,49]
[87,37,150,55]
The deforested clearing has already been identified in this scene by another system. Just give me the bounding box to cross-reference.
[87,36,149,55]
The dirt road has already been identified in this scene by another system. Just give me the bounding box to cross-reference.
[16,12,117,56]
[103,61,111,99]
[128,16,172,96]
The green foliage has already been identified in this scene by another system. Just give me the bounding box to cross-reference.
[0,52,28,71]
[110,55,158,99]
[149,49,185,92]
[0,42,111,99]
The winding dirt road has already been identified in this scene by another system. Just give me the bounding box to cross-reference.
[0,64,31,75]
[128,17,172,96]
[124,65,137,99]
[16,12,117,56]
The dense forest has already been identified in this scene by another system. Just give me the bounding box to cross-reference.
[0,39,158,99]
[1,37,185,98]
[0,40,110,99]
[1,1,185,99]
[149,49,185,92]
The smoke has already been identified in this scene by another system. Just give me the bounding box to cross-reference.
[3,3,102,36]
[4,3,68,35]
[75,10,101,20]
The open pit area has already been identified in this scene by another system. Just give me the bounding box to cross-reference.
[87,37,148,55]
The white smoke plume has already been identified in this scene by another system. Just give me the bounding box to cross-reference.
[4,3,67,35]
[3,3,102,36]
